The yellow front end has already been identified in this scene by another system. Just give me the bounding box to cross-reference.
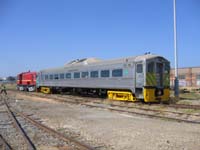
[107,91,137,102]
[143,88,170,103]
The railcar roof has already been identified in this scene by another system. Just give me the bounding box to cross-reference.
[40,54,167,72]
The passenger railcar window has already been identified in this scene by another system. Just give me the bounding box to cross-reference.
[45,75,49,80]
[137,64,143,73]
[112,69,123,77]
[65,73,71,79]
[82,72,88,78]
[54,74,59,80]
[101,70,110,77]
[91,71,99,78]
[50,74,53,80]
[147,62,154,73]
[41,75,44,80]
[60,73,64,79]
[74,72,80,78]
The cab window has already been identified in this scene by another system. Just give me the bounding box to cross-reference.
[164,62,170,74]
[147,62,154,73]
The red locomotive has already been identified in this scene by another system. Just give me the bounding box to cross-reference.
[17,71,37,91]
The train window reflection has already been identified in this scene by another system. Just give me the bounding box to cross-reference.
[137,64,143,73]
[65,73,71,79]
[45,75,49,80]
[74,72,80,78]
[101,70,110,77]
[60,73,64,79]
[82,72,89,78]
[91,71,99,78]
[112,69,123,77]
[54,74,59,80]
[50,74,53,80]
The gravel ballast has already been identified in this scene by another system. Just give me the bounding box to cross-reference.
[10,93,200,150]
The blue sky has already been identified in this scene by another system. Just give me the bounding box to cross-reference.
[0,0,199,77]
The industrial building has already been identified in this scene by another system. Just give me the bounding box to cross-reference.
[170,67,200,88]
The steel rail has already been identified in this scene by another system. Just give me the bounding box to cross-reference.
[42,94,200,118]
[168,104,200,110]
[2,97,36,150]
[12,90,200,110]
[8,90,200,123]
[0,134,12,150]
[12,109,95,150]
[105,103,200,117]
[0,111,7,113]
[83,103,200,124]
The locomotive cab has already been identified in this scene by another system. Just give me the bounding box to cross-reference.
[17,71,37,92]
[143,57,170,102]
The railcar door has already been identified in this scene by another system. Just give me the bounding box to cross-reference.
[135,63,144,88]
[135,63,144,98]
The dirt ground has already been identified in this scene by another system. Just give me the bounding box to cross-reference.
[10,92,200,150]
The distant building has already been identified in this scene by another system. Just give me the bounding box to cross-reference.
[170,67,200,88]
[0,76,16,84]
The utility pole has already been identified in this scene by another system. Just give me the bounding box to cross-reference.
[173,0,179,98]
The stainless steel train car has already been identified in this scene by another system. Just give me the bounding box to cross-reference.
[37,54,170,102]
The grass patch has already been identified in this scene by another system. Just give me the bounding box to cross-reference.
[180,92,200,100]
[57,127,66,132]
[182,109,200,114]
[176,100,192,105]
[170,90,200,101]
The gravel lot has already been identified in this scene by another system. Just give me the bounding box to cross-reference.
[10,93,200,150]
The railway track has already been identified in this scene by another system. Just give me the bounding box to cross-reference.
[10,89,200,110]
[8,90,200,125]
[83,103,200,124]
[0,95,95,150]
[166,103,200,110]
[0,95,35,150]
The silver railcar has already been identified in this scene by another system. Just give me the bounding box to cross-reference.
[37,54,170,102]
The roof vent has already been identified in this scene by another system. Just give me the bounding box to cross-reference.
[65,58,102,66]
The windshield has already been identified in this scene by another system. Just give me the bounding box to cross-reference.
[164,62,170,74]
[147,62,155,73]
